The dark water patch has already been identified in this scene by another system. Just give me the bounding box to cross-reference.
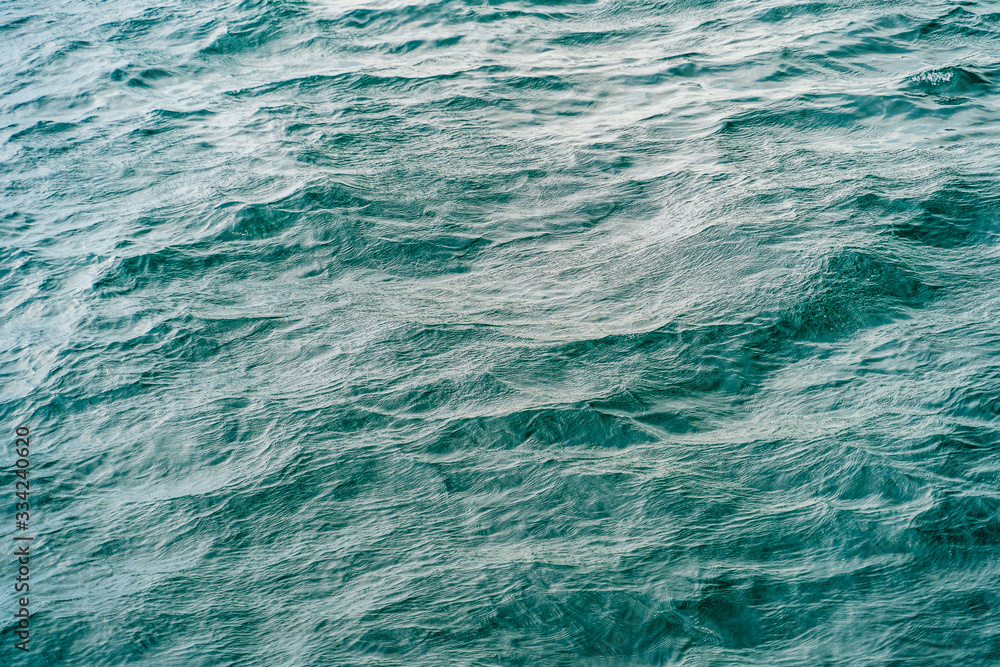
[491,0,599,5]
[548,29,634,47]
[41,39,96,65]
[674,577,767,649]
[533,319,788,407]
[914,426,1000,488]
[385,39,425,55]
[0,246,35,287]
[219,182,374,242]
[612,61,721,87]
[429,94,498,111]
[41,369,158,416]
[481,584,695,661]
[198,8,304,56]
[103,7,175,42]
[891,179,1000,248]
[758,62,814,82]
[902,66,992,105]
[895,6,995,40]
[821,34,913,59]
[930,423,1000,453]
[227,71,456,99]
[563,250,937,402]
[0,15,34,32]
[434,34,463,47]
[98,315,286,365]
[368,371,513,422]
[95,244,246,294]
[631,407,700,434]
[913,490,1000,550]
[506,74,576,91]
[852,190,917,217]
[775,249,934,341]
[753,2,833,23]
[138,67,173,80]
[375,322,506,367]
[864,11,922,32]
[9,120,78,140]
[149,108,215,121]
[717,99,865,136]
[0,211,36,235]
[235,0,310,12]
[349,232,491,276]
[424,405,658,454]
[476,9,572,23]
[128,122,175,138]
[178,457,352,549]
[851,92,969,119]
[939,366,1000,423]
[98,215,496,294]
[114,66,176,88]
[322,0,462,32]
[889,599,1000,664]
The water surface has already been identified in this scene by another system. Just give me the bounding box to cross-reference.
[3,0,1000,664]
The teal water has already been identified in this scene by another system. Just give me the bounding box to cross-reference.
[3,0,1000,664]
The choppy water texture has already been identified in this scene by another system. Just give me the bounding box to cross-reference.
[3,0,1000,664]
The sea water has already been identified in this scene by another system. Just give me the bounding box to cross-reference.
[2,0,1000,664]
